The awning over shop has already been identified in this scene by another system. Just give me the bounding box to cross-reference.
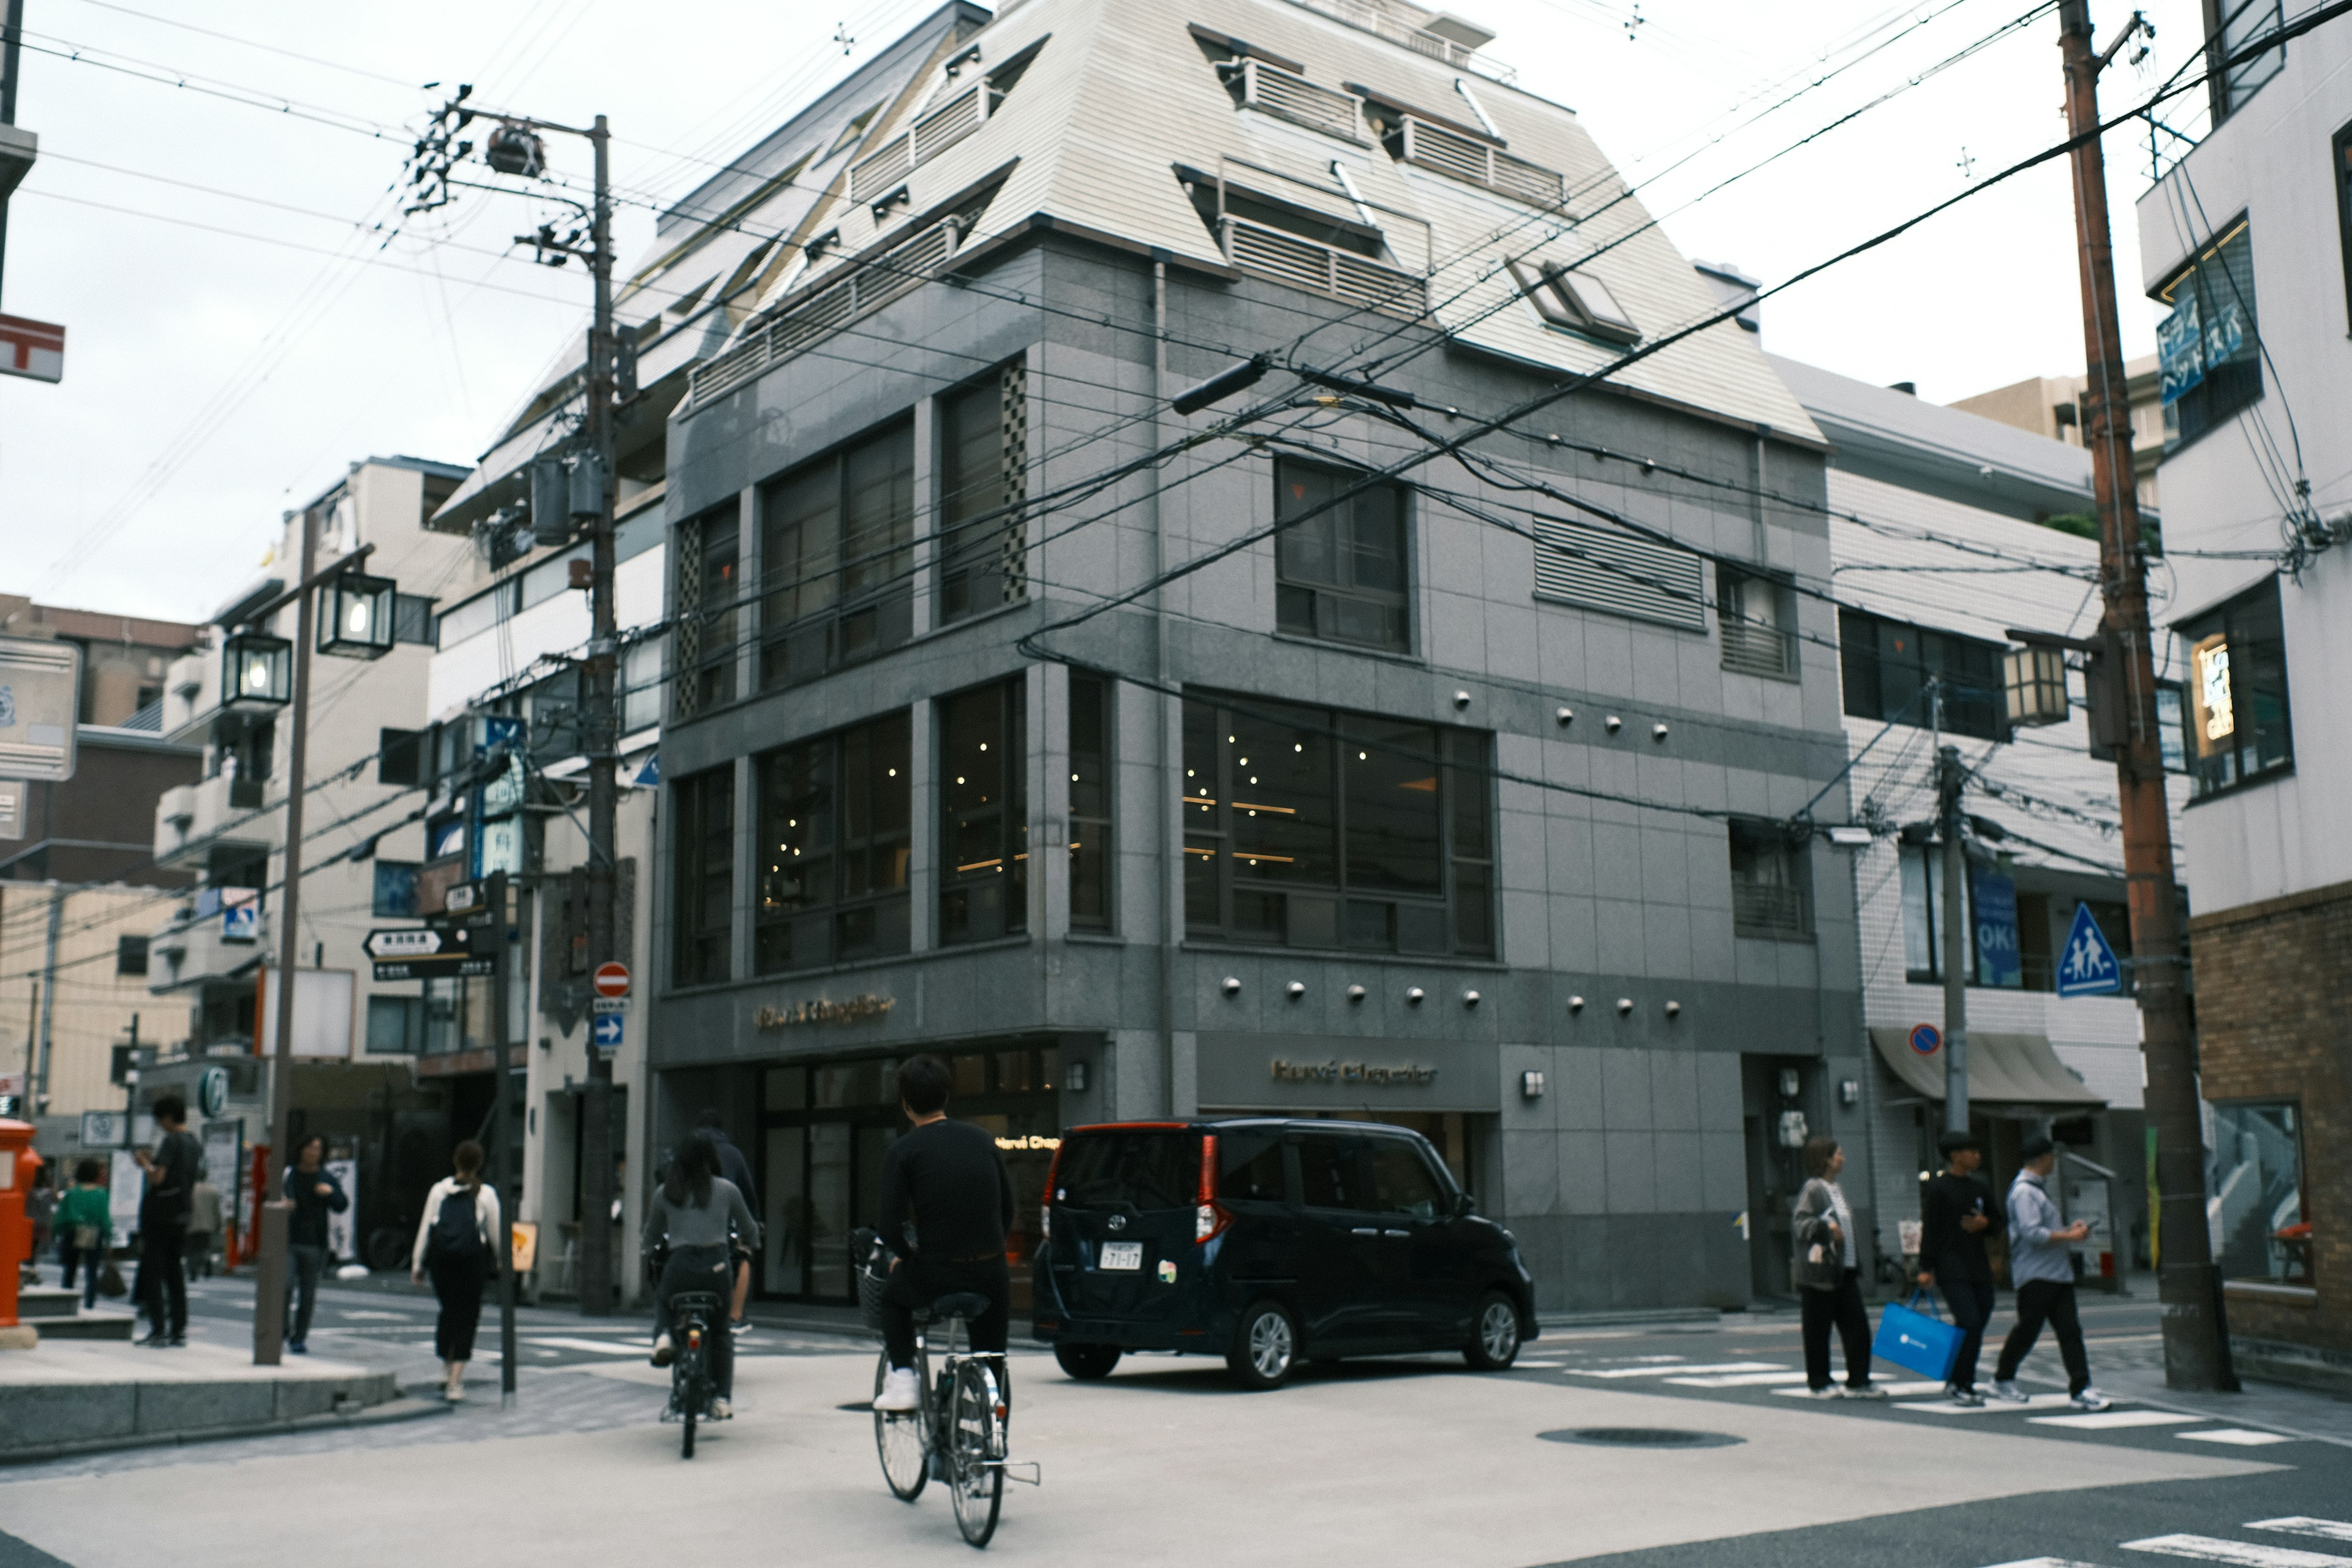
[1870,1028,2107,1109]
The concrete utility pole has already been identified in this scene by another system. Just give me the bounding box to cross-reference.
[2055,0,2228,1390]
[0,0,24,300]
[32,883,58,1112]
[577,113,620,1319]
[484,869,521,1401]
[1937,744,1969,1136]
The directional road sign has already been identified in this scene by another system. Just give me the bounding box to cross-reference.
[591,1013,624,1056]
[367,924,492,982]
[2056,902,2124,997]
[593,962,630,1000]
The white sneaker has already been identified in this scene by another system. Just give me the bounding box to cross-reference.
[1844,1382,1888,1400]
[1988,1379,2029,1404]
[873,1367,922,1412]
[2071,1386,2111,1412]
[1808,1385,1842,1400]
[710,1398,732,1420]
[1946,1385,1985,1408]
[651,1333,675,1368]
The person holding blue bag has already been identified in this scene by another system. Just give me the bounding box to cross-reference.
[1917,1129,2002,1406]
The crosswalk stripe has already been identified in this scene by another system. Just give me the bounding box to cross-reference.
[1898,1393,2078,1414]
[2122,1534,2352,1567]
[2031,1411,2204,1431]
[1667,1371,1812,1387]
[1984,1558,2110,1567]
[2178,1430,2299,1447]
[2251,1524,2352,1545]
[527,1336,657,1356]
[1775,1379,1947,1398]
[1566,1362,1787,1379]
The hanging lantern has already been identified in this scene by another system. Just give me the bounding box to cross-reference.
[2003,643,2070,727]
[319,570,397,660]
[220,631,292,710]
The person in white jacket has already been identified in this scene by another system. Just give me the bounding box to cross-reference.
[410,1139,501,1403]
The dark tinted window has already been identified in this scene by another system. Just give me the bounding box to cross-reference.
[379,727,422,786]
[1055,1131,1198,1212]
[1297,1134,1367,1210]
[1216,1131,1286,1202]
[1275,456,1408,650]
[940,679,1027,944]
[1365,1139,1444,1218]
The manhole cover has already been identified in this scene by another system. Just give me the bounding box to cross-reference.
[1538,1427,1744,1449]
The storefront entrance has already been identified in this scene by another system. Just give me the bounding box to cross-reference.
[756,1041,1063,1307]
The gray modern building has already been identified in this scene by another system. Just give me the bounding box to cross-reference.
[646,0,1871,1317]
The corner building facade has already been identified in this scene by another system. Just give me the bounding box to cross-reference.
[650,0,1869,1315]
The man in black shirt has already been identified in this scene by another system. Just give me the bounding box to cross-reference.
[696,1109,761,1333]
[872,1055,1016,1412]
[1918,1128,2003,1405]
[133,1093,203,1348]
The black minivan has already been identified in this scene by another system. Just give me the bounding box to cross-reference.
[1031,1118,1537,1389]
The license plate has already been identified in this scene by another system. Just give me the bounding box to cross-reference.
[1098,1241,1144,1271]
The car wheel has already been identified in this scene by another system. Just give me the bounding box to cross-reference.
[1463,1290,1522,1370]
[1053,1342,1122,1381]
[1227,1301,1298,1390]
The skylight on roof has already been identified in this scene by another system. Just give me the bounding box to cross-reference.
[1510,258,1638,344]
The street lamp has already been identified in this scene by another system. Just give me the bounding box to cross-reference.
[318,570,397,660]
[220,631,292,710]
[2003,643,2070,727]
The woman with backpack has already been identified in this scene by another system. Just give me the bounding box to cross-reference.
[643,1129,760,1421]
[411,1139,500,1403]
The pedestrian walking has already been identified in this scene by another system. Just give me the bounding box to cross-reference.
[55,1159,113,1311]
[1990,1135,2108,1411]
[644,1129,760,1421]
[411,1140,500,1403]
[132,1093,202,1348]
[1792,1136,1887,1399]
[1917,1128,2003,1406]
[26,1161,56,1283]
[282,1134,347,1354]
[187,1177,224,1282]
[695,1109,761,1333]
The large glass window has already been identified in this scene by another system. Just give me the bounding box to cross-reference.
[673,502,739,718]
[2337,121,2352,337]
[754,713,911,974]
[940,679,1028,944]
[1068,671,1112,931]
[1182,693,1492,956]
[2155,219,2262,449]
[1839,608,2003,741]
[760,420,914,690]
[671,765,735,987]
[2204,0,2283,124]
[1275,458,1408,651]
[2207,1101,2308,1286]
[2181,578,2293,796]
[938,362,1028,624]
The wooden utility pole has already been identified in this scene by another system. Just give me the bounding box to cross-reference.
[2056,0,2229,1390]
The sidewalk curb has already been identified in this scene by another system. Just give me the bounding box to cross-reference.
[0,1391,448,1468]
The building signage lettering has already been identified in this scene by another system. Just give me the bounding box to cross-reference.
[755,993,895,1030]
[1270,1058,1437,1087]
[994,1134,1061,1152]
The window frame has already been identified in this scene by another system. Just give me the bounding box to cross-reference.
[1181,693,1494,958]
[1272,455,1412,653]
[1717,565,1798,680]
[753,712,913,976]
[2179,577,2294,799]
[673,500,742,720]
[758,418,916,690]
[1068,671,1114,933]
[2154,217,2263,452]
[1728,819,1811,941]
[671,764,736,988]
[2335,119,2352,337]
[115,935,150,978]
[937,362,1028,626]
[378,727,423,787]
[1509,257,1640,343]
[2206,1098,2309,1286]
[371,861,421,919]
[939,678,1029,946]
[1838,607,2007,741]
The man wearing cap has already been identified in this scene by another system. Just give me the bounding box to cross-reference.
[1989,1134,2108,1411]
[1917,1129,2002,1406]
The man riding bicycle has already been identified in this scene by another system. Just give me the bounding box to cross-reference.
[871,1055,1015,1413]
[644,1129,761,1420]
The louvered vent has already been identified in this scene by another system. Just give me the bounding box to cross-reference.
[1531,515,1706,630]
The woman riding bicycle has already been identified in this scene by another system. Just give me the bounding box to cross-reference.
[644,1129,761,1420]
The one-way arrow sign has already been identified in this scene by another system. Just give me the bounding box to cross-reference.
[368,924,493,982]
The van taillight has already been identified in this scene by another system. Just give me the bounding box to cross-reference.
[1195,1133,1231,1244]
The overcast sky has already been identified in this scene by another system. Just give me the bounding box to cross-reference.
[0,0,2207,624]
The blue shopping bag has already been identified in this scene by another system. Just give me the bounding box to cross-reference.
[1873,1291,1962,1381]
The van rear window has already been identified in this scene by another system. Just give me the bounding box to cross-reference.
[1055,1131,1200,1212]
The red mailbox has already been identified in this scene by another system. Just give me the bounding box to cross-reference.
[0,1118,40,1330]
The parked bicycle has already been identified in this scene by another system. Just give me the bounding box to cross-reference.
[663,1288,723,1459]
[872,1289,1037,1547]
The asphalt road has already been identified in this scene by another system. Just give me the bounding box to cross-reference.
[5,1275,2345,1568]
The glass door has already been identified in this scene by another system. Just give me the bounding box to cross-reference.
[763,1125,805,1295]
[807,1121,853,1299]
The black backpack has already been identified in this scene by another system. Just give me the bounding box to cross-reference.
[425,1187,485,1267]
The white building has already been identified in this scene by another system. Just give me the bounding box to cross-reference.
[2130,9,2351,1390]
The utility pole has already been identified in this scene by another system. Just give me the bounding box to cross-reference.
[1937,743,1969,1136]
[578,113,620,1319]
[1,0,24,300]
[484,869,520,1403]
[252,505,318,1368]
[31,882,58,1112]
[2056,0,2228,1390]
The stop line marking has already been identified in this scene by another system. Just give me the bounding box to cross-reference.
[2122,1535,2352,1567]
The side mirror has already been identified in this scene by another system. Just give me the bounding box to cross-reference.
[1453,1191,1477,1218]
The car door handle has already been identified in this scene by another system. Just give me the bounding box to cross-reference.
[1384,1229,1409,1238]
[1350,1227,1378,1236]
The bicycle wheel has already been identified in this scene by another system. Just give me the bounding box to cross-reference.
[948,1359,1005,1548]
[874,1350,929,1501]
[680,1352,701,1460]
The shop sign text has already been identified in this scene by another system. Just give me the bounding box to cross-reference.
[1270,1058,1438,1087]
[756,993,895,1030]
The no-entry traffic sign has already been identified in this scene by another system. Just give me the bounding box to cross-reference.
[593,961,630,1000]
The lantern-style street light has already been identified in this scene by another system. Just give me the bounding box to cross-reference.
[220,631,293,710]
[318,570,397,660]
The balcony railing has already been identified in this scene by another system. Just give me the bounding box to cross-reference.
[1291,0,1516,81]
[1397,116,1562,208]
[848,78,1005,202]
[1221,217,1427,317]
[1230,59,1362,141]
[1720,617,1795,679]
[156,771,280,870]
[1732,881,1808,939]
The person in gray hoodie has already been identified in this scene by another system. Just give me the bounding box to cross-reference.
[1989,1135,2109,1411]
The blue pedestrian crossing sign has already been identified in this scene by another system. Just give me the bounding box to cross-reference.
[592,1012,624,1055]
[2056,902,2124,997]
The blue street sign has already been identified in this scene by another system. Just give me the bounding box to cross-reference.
[635,753,661,786]
[1908,1022,1942,1056]
[2056,902,2124,997]
[592,1012,624,1054]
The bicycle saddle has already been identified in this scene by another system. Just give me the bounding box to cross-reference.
[921,1291,992,1323]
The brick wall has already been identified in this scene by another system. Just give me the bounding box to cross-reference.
[2188,878,2352,1359]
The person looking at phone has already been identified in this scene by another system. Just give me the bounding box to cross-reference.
[1917,1129,2002,1406]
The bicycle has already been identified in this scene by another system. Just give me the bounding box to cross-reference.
[872,1290,1038,1547]
[662,1288,723,1459]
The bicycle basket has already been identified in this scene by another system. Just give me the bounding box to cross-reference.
[851,1226,891,1335]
